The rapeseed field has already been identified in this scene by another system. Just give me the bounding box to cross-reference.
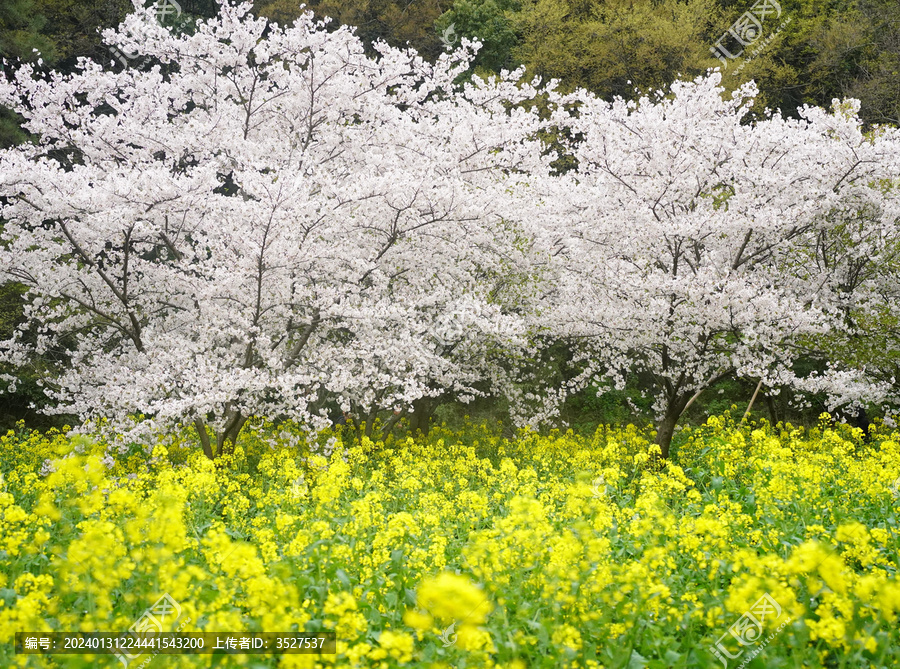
[1,413,899,668]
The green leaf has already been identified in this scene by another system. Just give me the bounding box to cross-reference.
[628,650,649,669]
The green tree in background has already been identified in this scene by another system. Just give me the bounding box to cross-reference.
[0,0,56,64]
[434,0,519,72]
[255,0,453,60]
[797,0,900,127]
[1,0,136,147]
[1,0,54,148]
[6,0,131,69]
[435,0,726,95]
[643,0,900,128]
[430,0,900,129]
[510,0,724,96]
[3,0,899,141]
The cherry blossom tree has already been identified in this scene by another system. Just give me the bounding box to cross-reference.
[544,75,900,457]
[5,1,898,457]
[788,137,900,419]
[0,1,558,456]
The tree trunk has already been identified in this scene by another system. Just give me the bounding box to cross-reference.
[656,412,678,460]
[765,393,779,426]
[655,395,690,460]
[380,409,406,440]
[364,408,378,439]
[221,414,248,455]
[195,418,215,460]
[409,398,434,437]
[855,406,871,442]
[195,414,247,460]
[351,409,362,444]
[208,408,248,458]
